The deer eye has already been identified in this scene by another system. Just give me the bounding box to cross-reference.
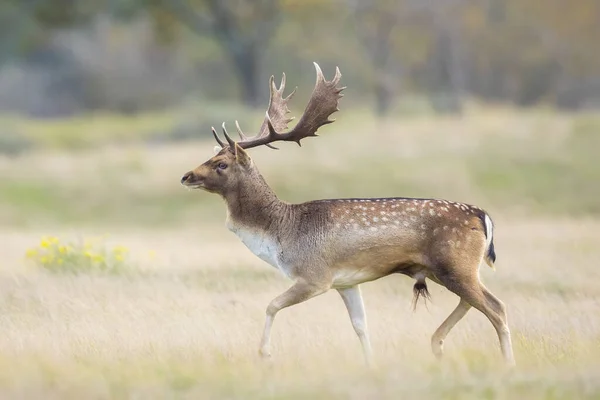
[217,163,227,170]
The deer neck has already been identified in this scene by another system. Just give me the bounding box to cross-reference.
[222,169,288,233]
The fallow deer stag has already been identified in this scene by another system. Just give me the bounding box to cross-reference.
[181,62,515,367]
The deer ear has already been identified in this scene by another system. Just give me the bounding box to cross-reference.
[234,143,251,166]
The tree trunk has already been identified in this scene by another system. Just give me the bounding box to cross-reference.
[427,13,464,114]
[229,43,261,108]
[374,80,393,116]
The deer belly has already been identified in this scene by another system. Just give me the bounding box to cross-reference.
[333,268,383,287]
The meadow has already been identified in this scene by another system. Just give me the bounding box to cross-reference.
[0,106,599,399]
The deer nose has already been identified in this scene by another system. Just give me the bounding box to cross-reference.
[181,171,193,184]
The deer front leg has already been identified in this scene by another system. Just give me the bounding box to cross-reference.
[260,280,330,358]
[337,285,373,367]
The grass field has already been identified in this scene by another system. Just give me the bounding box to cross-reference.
[0,108,599,398]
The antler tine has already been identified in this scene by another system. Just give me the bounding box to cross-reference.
[275,73,284,94]
[234,120,249,141]
[211,127,225,148]
[313,62,325,84]
[221,122,236,147]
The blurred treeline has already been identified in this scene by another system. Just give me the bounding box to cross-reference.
[0,0,599,118]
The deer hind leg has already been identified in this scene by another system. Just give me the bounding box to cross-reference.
[260,280,329,359]
[337,285,373,367]
[435,269,515,366]
[479,284,515,366]
[431,299,471,359]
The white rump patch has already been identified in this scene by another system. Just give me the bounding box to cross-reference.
[484,213,494,249]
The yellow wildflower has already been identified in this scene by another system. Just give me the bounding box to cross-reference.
[113,245,129,254]
[58,245,69,254]
[84,251,95,258]
[25,248,38,259]
[41,236,59,248]
[92,254,105,263]
[40,254,54,264]
[115,254,124,262]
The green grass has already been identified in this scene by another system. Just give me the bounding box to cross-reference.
[0,102,260,153]
[0,337,598,399]
[0,107,599,227]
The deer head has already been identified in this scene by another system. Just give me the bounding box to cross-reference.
[180,62,345,196]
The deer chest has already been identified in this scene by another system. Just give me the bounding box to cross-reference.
[227,223,290,277]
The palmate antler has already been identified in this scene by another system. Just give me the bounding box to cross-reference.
[212,62,345,150]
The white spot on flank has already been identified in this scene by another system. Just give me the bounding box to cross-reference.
[370,227,377,232]
[410,216,418,222]
[380,211,386,215]
[382,217,388,221]
[373,217,379,222]
[464,220,469,225]
[404,221,410,227]
[429,209,436,216]
[421,224,426,229]
[443,226,449,230]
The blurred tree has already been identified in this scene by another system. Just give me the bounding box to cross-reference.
[2,0,599,114]
[348,0,429,116]
[148,0,282,107]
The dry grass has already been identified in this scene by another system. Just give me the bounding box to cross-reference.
[0,108,599,398]
[1,218,599,399]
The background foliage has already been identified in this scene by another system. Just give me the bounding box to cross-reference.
[0,0,599,117]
